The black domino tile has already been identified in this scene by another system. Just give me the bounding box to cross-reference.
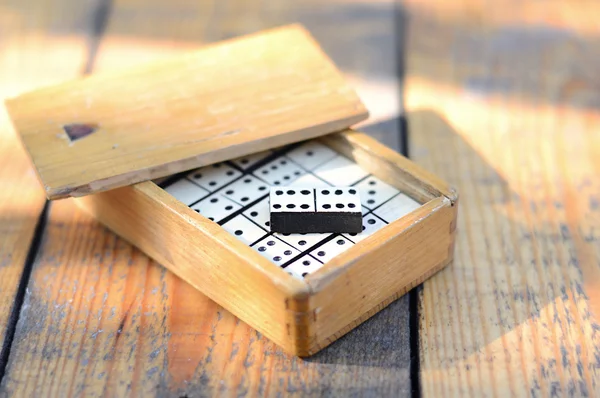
[270,212,363,234]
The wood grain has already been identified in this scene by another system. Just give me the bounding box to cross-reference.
[1,0,414,396]
[0,0,87,354]
[7,25,368,200]
[404,1,600,396]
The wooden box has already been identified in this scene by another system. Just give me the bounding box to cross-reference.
[6,25,458,356]
[75,132,458,356]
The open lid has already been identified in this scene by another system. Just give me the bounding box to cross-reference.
[5,25,368,200]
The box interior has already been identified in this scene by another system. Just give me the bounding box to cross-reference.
[155,138,433,280]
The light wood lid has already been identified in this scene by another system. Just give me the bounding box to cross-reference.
[6,25,368,199]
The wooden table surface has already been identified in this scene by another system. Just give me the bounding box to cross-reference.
[0,0,599,397]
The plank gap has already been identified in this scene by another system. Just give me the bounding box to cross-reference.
[409,288,422,398]
[83,0,114,74]
[395,1,421,395]
[0,0,110,387]
[403,119,422,398]
[0,201,50,385]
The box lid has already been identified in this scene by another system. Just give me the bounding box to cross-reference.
[5,25,368,200]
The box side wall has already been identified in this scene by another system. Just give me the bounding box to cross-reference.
[320,131,457,204]
[304,197,457,355]
[74,182,314,355]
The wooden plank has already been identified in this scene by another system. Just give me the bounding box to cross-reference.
[7,25,368,200]
[92,0,403,145]
[1,202,413,396]
[404,1,600,396]
[1,0,413,396]
[0,0,87,361]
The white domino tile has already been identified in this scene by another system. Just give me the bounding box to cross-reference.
[164,139,423,278]
[231,150,272,170]
[343,214,387,243]
[221,175,269,205]
[286,141,337,170]
[315,187,361,213]
[253,157,305,186]
[284,255,324,279]
[270,188,315,213]
[164,179,209,206]
[314,155,369,186]
[373,194,421,223]
[242,198,271,230]
[186,162,241,191]
[274,232,332,251]
[222,215,268,245]
[191,193,241,223]
[287,173,331,188]
[355,176,400,209]
[252,236,300,265]
[309,236,354,263]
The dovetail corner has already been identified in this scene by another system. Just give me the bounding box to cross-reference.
[63,123,99,142]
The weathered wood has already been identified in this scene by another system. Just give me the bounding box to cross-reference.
[404,1,600,396]
[1,0,413,396]
[0,0,87,358]
[1,195,412,394]
[1,170,419,395]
